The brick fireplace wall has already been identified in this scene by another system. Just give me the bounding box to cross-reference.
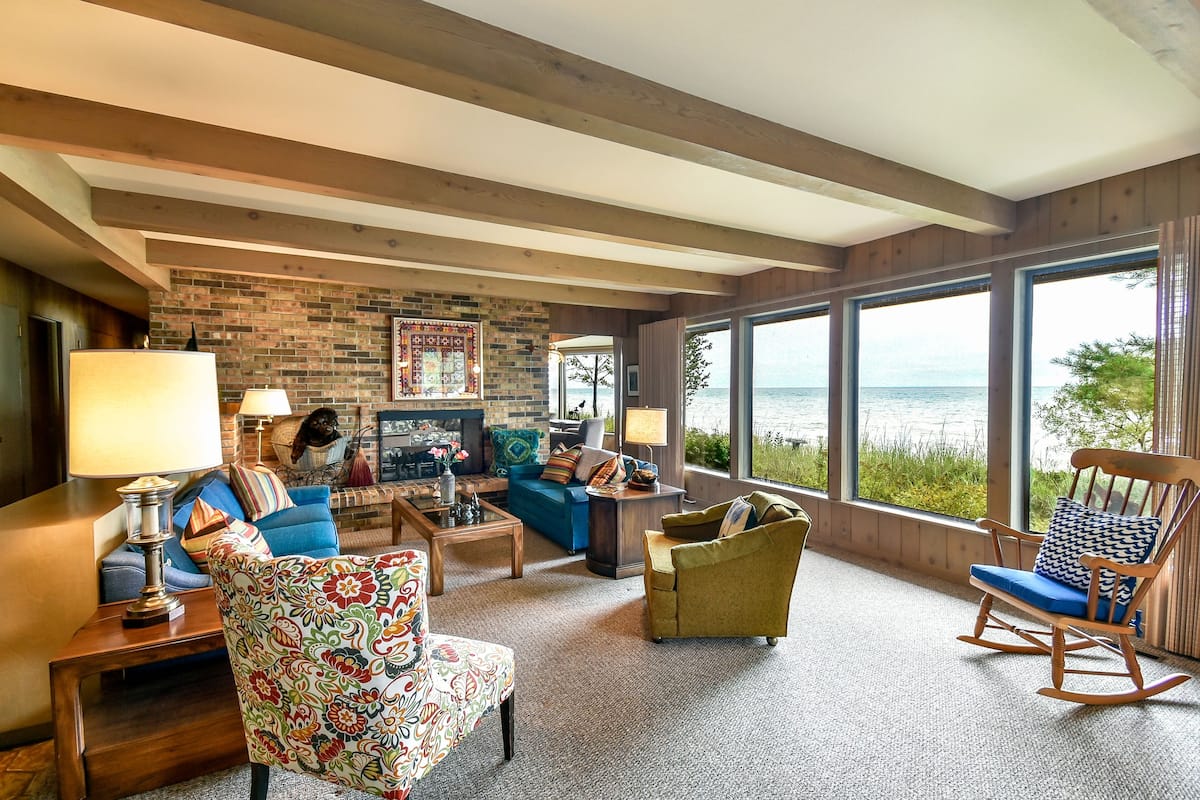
[149,270,551,490]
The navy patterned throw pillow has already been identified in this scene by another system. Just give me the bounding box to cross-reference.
[490,428,542,476]
[1033,496,1160,606]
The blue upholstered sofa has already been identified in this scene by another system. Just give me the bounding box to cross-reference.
[100,469,340,603]
[507,454,655,554]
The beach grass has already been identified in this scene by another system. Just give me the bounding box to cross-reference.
[686,427,1070,527]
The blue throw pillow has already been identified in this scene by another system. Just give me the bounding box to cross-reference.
[490,428,542,476]
[1033,496,1160,607]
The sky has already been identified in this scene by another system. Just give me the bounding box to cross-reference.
[696,267,1157,389]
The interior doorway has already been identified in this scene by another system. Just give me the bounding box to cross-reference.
[27,315,65,495]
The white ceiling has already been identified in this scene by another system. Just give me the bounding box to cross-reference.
[1,0,1197,317]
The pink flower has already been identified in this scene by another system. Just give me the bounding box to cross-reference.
[455,450,469,461]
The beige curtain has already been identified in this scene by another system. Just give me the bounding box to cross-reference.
[1150,215,1200,656]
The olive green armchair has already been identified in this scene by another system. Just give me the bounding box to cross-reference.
[642,491,811,645]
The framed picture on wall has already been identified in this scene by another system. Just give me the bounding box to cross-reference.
[392,317,483,400]
[626,364,640,397]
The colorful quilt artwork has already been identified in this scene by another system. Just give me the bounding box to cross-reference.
[392,317,482,400]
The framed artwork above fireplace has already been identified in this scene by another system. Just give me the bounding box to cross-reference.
[392,317,483,400]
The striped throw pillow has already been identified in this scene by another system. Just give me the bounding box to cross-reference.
[540,446,583,484]
[229,463,296,521]
[587,455,626,486]
[182,497,271,573]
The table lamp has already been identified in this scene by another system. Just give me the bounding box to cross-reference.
[238,387,292,464]
[69,350,222,627]
[624,406,668,464]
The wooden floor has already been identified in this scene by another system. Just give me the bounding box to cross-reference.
[0,740,53,800]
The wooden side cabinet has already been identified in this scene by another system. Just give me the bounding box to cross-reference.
[586,483,684,578]
[49,588,247,800]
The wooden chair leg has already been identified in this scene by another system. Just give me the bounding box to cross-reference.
[971,594,994,638]
[250,763,269,800]
[500,693,514,761]
[1118,634,1146,690]
[1050,628,1066,690]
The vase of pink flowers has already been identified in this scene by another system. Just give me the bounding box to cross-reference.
[430,441,468,504]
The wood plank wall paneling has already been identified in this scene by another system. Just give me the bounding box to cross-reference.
[0,259,142,507]
[672,154,1200,589]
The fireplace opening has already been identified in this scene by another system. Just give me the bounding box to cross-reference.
[377,409,484,483]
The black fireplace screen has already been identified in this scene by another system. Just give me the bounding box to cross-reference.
[377,409,484,482]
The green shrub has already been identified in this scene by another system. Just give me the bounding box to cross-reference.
[685,426,1072,523]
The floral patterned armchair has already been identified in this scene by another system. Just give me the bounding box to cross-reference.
[207,530,515,800]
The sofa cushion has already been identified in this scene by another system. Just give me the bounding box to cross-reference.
[256,502,336,531]
[586,455,626,486]
[1033,496,1159,607]
[718,496,757,538]
[182,498,271,573]
[173,471,246,531]
[491,428,542,476]
[540,446,583,484]
[229,463,296,521]
[574,446,620,481]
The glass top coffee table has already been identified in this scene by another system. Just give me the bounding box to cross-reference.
[390,493,524,596]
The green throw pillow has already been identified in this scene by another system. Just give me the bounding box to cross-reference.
[490,428,543,476]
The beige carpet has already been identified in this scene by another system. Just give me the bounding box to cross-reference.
[49,528,1200,800]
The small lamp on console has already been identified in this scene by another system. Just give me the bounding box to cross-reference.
[238,386,291,464]
[68,350,222,627]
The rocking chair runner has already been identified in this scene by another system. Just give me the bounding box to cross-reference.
[959,448,1200,705]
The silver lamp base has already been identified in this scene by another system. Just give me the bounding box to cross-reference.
[117,476,184,628]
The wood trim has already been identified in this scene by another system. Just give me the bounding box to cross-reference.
[0,83,841,271]
[0,146,166,290]
[84,0,1015,235]
[145,240,670,311]
[93,189,734,296]
[1084,0,1200,100]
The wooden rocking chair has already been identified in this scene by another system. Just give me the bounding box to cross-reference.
[959,448,1200,704]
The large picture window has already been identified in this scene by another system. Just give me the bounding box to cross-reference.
[683,324,731,471]
[749,309,829,491]
[1022,256,1157,530]
[854,283,990,518]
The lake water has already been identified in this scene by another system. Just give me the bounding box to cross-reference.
[562,385,1067,465]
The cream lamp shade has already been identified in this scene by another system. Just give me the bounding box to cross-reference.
[238,388,292,418]
[624,407,668,447]
[68,349,223,478]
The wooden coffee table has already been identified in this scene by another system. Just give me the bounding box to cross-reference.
[391,494,523,595]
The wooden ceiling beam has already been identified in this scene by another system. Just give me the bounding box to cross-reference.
[145,240,671,311]
[84,0,1015,235]
[0,145,167,291]
[0,84,841,272]
[1084,0,1200,100]
[92,189,736,296]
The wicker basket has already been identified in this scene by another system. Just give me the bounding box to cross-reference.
[271,415,348,471]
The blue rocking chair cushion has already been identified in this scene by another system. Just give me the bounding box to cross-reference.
[1033,496,1160,606]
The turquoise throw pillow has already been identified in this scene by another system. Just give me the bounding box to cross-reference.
[490,428,543,475]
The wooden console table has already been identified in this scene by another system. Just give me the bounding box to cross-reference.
[586,483,685,578]
[49,588,247,800]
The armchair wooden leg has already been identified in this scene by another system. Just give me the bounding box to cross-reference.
[500,693,514,761]
[250,763,269,800]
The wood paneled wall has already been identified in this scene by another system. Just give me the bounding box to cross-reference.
[669,153,1200,587]
[673,154,1200,318]
[0,258,143,506]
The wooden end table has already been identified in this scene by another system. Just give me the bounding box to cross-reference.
[49,588,247,800]
[586,483,685,578]
[392,494,523,596]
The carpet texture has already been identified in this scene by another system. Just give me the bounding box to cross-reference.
[59,528,1200,800]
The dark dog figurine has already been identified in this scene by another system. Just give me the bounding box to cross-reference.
[291,407,341,463]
